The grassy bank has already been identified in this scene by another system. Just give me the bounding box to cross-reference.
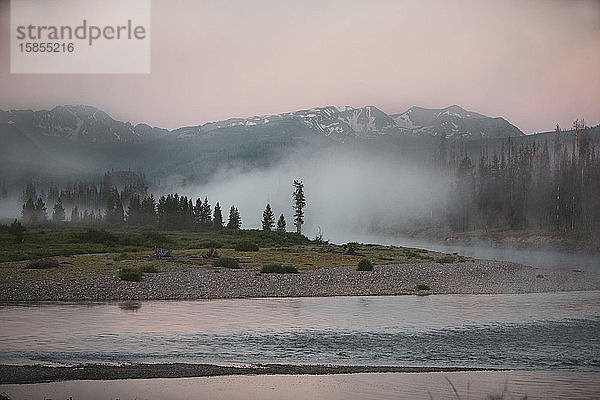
[0,227,308,263]
[0,227,447,284]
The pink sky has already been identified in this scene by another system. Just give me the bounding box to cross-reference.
[1,0,599,133]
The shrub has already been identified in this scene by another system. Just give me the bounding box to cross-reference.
[260,263,298,274]
[140,265,158,273]
[26,259,60,269]
[345,242,360,255]
[212,257,240,269]
[436,255,456,263]
[416,283,431,291]
[200,239,223,249]
[79,229,118,244]
[403,249,421,258]
[119,267,142,282]
[142,231,171,245]
[356,258,373,271]
[235,241,259,251]
[113,252,130,261]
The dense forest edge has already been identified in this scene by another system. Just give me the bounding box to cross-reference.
[1,121,599,255]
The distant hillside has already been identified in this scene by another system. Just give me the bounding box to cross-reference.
[0,106,167,144]
[391,105,524,139]
[0,103,529,186]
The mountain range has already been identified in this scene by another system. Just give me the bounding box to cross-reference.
[0,104,523,144]
[0,103,528,187]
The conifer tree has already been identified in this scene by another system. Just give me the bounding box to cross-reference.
[141,195,156,226]
[199,197,212,226]
[8,219,25,243]
[127,195,142,226]
[52,198,66,222]
[262,203,275,231]
[292,180,306,234]
[276,214,286,232]
[22,198,35,224]
[71,205,80,223]
[34,197,47,223]
[193,198,203,225]
[227,206,241,229]
[213,202,223,229]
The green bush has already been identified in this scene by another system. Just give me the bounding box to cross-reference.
[437,255,456,263]
[345,242,360,255]
[119,267,142,282]
[212,257,240,269]
[416,283,431,291]
[357,258,373,271]
[79,229,118,244]
[260,263,298,274]
[26,259,60,269]
[140,265,158,273]
[142,231,171,245]
[113,252,130,261]
[199,239,223,249]
[235,241,259,251]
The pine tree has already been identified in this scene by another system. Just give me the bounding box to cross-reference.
[193,198,203,225]
[213,202,223,229]
[141,195,156,226]
[292,180,306,234]
[262,203,275,231]
[115,199,125,225]
[34,197,47,223]
[71,205,80,223]
[8,219,25,243]
[52,198,66,222]
[227,206,241,229]
[200,197,212,226]
[22,198,35,224]
[127,195,142,226]
[105,191,117,224]
[276,214,286,232]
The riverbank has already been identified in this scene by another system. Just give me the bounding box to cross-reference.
[0,363,498,384]
[3,370,598,400]
[1,258,599,301]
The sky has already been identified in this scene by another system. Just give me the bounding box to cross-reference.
[0,0,599,133]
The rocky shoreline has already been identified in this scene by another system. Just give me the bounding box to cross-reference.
[0,363,502,384]
[1,259,599,302]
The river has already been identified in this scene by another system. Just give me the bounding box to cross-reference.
[1,292,598,370]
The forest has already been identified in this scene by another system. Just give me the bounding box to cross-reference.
[440,121,600,241]
[8,121,600,244]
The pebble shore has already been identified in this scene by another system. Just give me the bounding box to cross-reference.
[1,259,598,302]
[0,363,500,384]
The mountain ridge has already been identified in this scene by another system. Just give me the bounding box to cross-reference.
[0,104,524,144]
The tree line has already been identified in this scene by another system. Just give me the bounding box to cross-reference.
[439,121,600,240]
[19,179,307,234]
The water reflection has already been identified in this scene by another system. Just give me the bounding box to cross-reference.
[118,301,142,312]
[0,292,598,370]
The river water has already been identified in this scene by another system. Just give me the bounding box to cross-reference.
[1,291,599,371]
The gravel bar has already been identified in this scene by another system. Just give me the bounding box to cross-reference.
[1,260,599,302]
[0,363,503,384]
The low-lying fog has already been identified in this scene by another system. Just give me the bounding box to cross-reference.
[180,146,443,239]
[179,147,600,273]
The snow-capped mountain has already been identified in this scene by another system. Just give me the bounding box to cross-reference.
[173,105,403,141]
[391,105,524,139]
[0,104,523,145]
[174,104,523,141]
[0,105,167,144]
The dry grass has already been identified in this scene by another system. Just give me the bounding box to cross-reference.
[0,242,462,284]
